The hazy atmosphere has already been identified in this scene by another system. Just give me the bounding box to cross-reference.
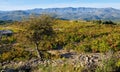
[0,0,120,10]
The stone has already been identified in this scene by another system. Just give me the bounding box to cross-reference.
[6,68,16,72]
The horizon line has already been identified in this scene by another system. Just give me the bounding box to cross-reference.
[0,6,120,11]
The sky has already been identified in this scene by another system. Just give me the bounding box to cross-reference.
[0,0,120,11]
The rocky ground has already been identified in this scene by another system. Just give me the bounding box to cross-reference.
[0,50,120,72]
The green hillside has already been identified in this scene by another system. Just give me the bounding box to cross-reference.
[0,16,120,72]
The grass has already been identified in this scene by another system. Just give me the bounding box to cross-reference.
[33,62,84,72]
[0,19,120,72]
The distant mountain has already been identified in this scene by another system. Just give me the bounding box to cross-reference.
[0,7,120,21]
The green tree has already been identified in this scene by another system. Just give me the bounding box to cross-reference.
[26,15,55,59]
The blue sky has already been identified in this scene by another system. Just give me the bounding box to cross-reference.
[0,0,120,11]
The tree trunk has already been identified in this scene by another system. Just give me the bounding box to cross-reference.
[35,43,41,59]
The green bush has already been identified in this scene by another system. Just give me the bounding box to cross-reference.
[95,57,117,72]
[91,39,111,53]
[0,47,33,62]
[74,43,92,53]
[64,43,76,51]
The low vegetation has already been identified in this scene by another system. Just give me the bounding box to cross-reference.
[0,15,120,72]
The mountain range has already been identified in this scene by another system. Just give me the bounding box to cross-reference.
[0,7,120,21]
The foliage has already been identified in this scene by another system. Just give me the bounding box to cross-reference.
[0,47,32,62]
[116,59,120,67]
[25,14,55,59]
[0,19,119,54]
[0,16,120,70]
[26,15,54,45]
[0,20,13,25]
[0,17,120,71]
[95,51,119,72]
[92,20,116,25]
[33,63,84,72]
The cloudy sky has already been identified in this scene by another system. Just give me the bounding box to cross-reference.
[0,0,120,11]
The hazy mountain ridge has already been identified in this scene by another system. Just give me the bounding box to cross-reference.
[0,7,120,21]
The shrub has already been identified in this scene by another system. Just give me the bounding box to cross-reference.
[102,20,116,25]
[91,39,111,53]
[98,40,111,52]
[64,43,76,51]
[0,47,33,62]
[95,52,118,72]
[116,59,120,67]
[75,43,92,53]
[33,63,84,72]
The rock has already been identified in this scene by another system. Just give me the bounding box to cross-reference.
[1,68,16,72]
[93,59,99,62]
[85,56,89,62]
[1,51,118,72]
[0,30,13,36]
[89,59,93,63]
[18,61,24,66]
[6,69,16,72]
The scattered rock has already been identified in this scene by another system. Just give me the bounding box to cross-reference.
[0,51,118,72]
